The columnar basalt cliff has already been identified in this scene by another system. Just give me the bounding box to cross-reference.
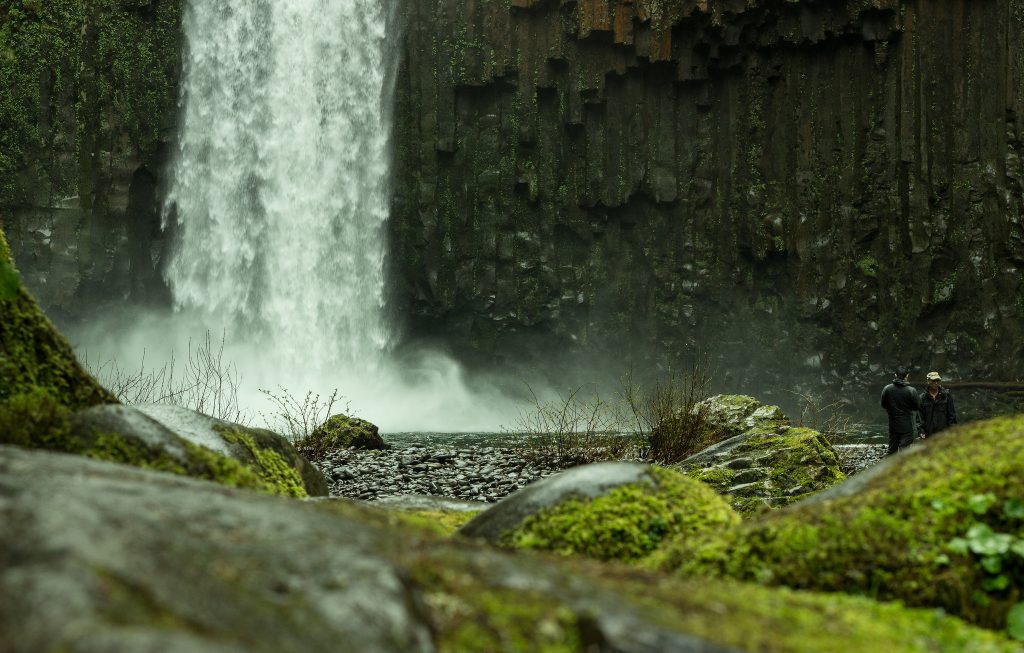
[1,0,1022,404]
[391,0,1024,395]
[0,0,181,323]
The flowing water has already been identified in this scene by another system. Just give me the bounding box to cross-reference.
[165,0,393,372]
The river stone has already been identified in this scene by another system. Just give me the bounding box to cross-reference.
[136,404,328,497]
[458,461,653,542]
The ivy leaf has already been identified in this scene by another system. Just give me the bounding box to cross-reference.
[1008,603,1024,641]
[933,553,951,566]
[1004,499,1024,520]
[968,493,998,515]
[966,524,1013,556]
[982,575,1010,591]
[947,537,970,555]
[980,555,1003,574]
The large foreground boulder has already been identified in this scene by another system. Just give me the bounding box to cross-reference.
[653,415,1024,635]
[1,445,1019,653]
[676,395,845,515]
[460,462,740,563]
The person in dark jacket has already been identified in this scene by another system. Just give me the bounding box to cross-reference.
[920,371,957,438]
[881,366,922,456]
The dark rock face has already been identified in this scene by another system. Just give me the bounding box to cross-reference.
[0,1,181,326]
[391,0,1024,397]
[3,0,1023,407]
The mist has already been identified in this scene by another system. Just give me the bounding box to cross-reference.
[69,307,537,433]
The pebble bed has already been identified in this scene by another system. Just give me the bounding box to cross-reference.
[310,440,889,503]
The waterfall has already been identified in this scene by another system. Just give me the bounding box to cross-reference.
[164,0,394,371]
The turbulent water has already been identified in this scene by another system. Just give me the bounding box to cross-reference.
[165,0,394,371]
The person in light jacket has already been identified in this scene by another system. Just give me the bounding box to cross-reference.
[919,371,958,438]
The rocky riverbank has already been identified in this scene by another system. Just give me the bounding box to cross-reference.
[310,440,888,503]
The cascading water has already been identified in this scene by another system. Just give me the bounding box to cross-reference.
[165,0,394,372]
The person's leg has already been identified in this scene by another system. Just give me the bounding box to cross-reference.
[887,431,901,456]
[898,431,915,451]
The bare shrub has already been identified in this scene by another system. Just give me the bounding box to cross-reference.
[619,359,717,464]
[258,386,342,455]
[505,384,628,467]
[85,331,247,423]
[791,391,860,444]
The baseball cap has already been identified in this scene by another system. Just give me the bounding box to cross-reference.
[926,371,942,381]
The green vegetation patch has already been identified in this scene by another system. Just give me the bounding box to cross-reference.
[407,550,1022,653]
[386,508,481,536]
[656,415,1024,635]
[505,466,740,563]
[625,577,1024,653]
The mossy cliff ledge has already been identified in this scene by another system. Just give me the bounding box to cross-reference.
[392,0,1024,393]
[655,414,1024,634]
[0,0,181,322]
[2,445,1021,653]
[677,394,846,515]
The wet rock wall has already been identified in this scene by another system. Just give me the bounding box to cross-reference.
[0,0,181,324]
[390,0,1024,394]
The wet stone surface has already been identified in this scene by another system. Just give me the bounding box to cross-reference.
[310,443,567,502]
[311,441,887,503]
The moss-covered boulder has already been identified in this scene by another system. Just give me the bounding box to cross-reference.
[0,229,115,411]
[460,462,740,564]
[676,395,845,515]
[2,445,1021,653]
[308,414,386,452]
[138,404,328,497]
[654,415,1024,634]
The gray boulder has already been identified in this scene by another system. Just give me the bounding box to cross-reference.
[137,404,328,497]
[459,462,653,542]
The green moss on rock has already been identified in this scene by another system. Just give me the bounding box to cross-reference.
[657,415,1024,633]
[505,466,740,563]
[216,424,308,498]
